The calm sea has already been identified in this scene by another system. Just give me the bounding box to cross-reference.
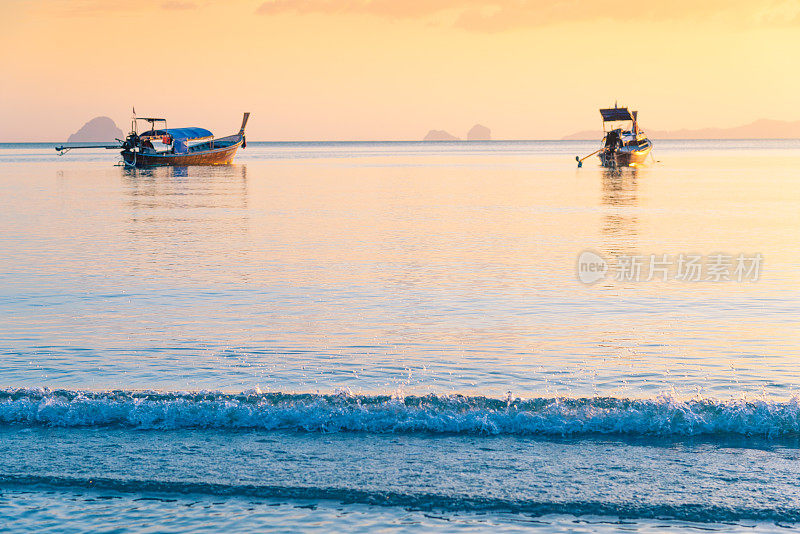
[1,140,799,532]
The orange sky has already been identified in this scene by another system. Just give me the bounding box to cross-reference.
[2,0,800,141]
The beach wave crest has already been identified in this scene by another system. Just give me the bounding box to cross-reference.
[2,388,799,437]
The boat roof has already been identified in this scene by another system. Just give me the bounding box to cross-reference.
[600,108,634,122]
[140,127,213,140]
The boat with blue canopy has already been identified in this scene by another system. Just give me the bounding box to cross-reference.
[56,113,250,167]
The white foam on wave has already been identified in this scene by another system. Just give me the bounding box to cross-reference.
[1,388,799,437]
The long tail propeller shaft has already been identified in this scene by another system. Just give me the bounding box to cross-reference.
[575,148,602,167]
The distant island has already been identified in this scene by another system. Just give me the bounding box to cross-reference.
[424,130,460,141]
[467,124,491,141]
[424,124,492,141]
[68,117,123,142]
[562,118,800,140]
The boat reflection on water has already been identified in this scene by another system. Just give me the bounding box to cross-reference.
[122,165,250,246]
[600,166,639,261]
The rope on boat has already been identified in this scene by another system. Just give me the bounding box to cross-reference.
[124,150,137,168]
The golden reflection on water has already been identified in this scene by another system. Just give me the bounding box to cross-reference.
[3,144,797,396]
[600,166,639,259]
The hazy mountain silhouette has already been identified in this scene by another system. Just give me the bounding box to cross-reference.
[562,118,800,140]
[67,117,124,142]
[424,130,460,141]
[423,124,492,141]
[467,124,491,140]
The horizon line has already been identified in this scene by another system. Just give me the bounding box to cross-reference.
[4,137,800,144]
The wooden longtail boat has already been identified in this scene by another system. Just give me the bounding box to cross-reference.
[56,112,250,168]
[597,106,652,167]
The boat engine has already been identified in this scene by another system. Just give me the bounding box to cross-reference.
[121,133,139,151]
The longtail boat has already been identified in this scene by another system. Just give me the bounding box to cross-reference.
[597,106,652,167]
[56,112,250,168]
[576,105,652,167]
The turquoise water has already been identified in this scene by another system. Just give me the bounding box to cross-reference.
[1,140,799,531]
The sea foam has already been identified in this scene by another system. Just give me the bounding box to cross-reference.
[1,388,799,437]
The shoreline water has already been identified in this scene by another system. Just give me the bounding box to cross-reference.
[2,140,799,530]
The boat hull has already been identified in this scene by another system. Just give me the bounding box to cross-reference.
[599,142,652,167]
[122,139,241,167]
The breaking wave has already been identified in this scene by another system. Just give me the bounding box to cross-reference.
[1,388,800,437]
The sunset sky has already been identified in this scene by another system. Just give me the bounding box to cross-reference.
[2,0,800,141]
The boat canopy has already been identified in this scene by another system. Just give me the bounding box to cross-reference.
[600,108,634,122]
[140,127,213,140]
